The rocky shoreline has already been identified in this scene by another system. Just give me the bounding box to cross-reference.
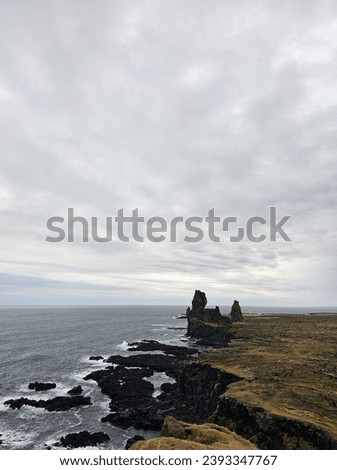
[129,291,337,450]
[3,291,337,449]
[129,293,337,450]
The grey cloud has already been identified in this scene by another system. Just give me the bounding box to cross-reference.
[0,0,336,305]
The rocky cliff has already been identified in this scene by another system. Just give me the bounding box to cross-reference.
[131,310,337,450]
[186,290,232,347]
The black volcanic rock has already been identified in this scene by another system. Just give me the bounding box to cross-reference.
[192,290,207,312]
[89,356,104,361]
[105,354,180,376]
[84,363,181,431]
[128,340,198,358]
[83,308,203,432]
[230,300,243,322]
[55,431,110,448]
[84,366,154,402]
[67,386,83,396]
[187,291,225,324]
[125,435,145,450]
[186,290,232,346]
[102,407,164,430]
[28,382,56,391]
[161,382,176,394]
[5,395,91,411]
[85,365,161,430]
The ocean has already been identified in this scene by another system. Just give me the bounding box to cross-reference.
[0,304,336,450]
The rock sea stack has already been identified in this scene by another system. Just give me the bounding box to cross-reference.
[230,300,243,322]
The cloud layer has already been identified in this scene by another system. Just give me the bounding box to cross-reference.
[0,0,336,305]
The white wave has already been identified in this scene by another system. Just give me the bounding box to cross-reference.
[116,340,128,351]
[0,428,38,449]
[69,367,105,382]
[19,406,47,417]
[79,355,106,364]
[144,372,176,398]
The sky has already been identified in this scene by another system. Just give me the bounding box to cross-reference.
[0,0,336,306]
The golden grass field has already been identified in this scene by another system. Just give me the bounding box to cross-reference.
[132,314,337,449]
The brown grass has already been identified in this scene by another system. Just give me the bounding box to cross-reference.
[199,314,337,440]
[131,416,257,450]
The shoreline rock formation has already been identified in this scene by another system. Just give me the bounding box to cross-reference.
[230,300,243,322]
[28,382,56,391]
[55,431,110,448]
[84,339,196,431]
[67,385,83,396]
[5,395,91,412]
[186,290,232,347]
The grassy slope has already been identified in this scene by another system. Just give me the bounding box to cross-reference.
[132,314,337,449]
[202,314,337,441]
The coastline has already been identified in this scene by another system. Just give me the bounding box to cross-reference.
[1,304,337,450]
[130,300,337,450]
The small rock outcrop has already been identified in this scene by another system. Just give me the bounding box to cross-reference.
[28,382,56,391]
[5,395,91,411]
[105,354,180,375]
[67,386,83,396]
[55,431,110,448]
[230,300,243,322]
[128,340,198,358]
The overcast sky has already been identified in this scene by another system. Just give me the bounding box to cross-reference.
[0,0,336,306]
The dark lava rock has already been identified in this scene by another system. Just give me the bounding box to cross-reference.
[188,290,225,324]
[55,431,110,448]
[128,340,198,358]
[28,382,56,391]
[84,366,154,408]
[192,289,207,311]
[157,382,180,404]
[102,409,164,431]
[161,382,175,394]
[230,300,243,322]
[5,395,91,411]
[67,386,83,396]
[186,290,232,347]
[89,356,104,361]
[84,365,178,431]
[86,365,161,430]
[125,435,145,450]
[188,315,233,348]
[105,354,180,376]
